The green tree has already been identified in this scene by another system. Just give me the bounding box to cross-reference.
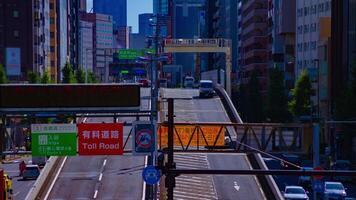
[87,71,98,83]
[0,64,7,84]
[288,70,312,119]
[75,68,86,83]
[40,69,51,84]
[266,67,291,122]
[62,62,76,83]
[246,70,264,122]
[27,71,40,83]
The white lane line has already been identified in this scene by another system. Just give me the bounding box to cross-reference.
[234,181,240,191]
[102,159,107,167]
[44,156,68,200]
[93,189,98,199]
[98,173,103,181]
[13,191,20,197]
[141,156,148,200]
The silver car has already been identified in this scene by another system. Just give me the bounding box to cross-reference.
[324,181,347,200]
[284,186,309,200]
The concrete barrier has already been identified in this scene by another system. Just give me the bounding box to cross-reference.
[214,84,243,123]
[247,153,284,200]
[25,156,64,200]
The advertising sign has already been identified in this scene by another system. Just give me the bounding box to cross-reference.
[158,125,224,147]
[5,48,21,76]
[133,121,155,155]
[31,124,77,156]
[78,123,123,155]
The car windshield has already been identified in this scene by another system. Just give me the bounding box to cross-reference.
[185,78,194,82]
[326,183,344,190]
[160,80,167,83]
[201,82,212,88]
[286,188,305,194]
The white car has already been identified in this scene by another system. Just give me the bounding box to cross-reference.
[324,181,347,199]
[199,80,215,98]
[284,186,309,200]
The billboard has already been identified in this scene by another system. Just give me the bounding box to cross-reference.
[158,125,224,147]
[31,124,77,156]
[5,48,21,76]
[78,123,124,155]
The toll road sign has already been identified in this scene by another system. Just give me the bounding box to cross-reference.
[31,124,77,156]
[78,123,123,155]
[133,121,156,155]
[313,180,324,193]
[142,166,161,185]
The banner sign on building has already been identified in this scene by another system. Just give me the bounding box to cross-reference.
[78,123,124,155]
[133,121,155,155]
[158,125,224,147]
[5,48,21,76]
[31,124,77,156]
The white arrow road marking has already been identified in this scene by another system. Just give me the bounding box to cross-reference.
[234,181,240,191]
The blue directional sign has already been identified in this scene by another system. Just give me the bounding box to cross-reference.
[313,180,324,193]
[142,166,161,185]
[133,121,156,155]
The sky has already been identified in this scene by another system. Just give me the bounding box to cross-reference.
[87,0,153,33]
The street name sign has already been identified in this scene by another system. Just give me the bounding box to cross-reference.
[133,121,155,155]
[78,123,124,155]
[31,124,77,156]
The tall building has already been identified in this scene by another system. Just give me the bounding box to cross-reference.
[79,0,87,11]
[79,20,94,75]
[0,0,50,81]
[173,0,206,74]
[269,0,296,91]
[80,13,114,82]
[129,33,146,49]
[240,0,269,93]
[153,0,173,38]
[69,0,80,70]
[49,0,58,82]
[296,0,331,114]
[93,0,127,28]
[139,13,154,36]
[56,0,69,81]
[114,26,131,49]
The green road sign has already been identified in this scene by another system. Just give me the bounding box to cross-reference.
[117,49,156,60]
[31,124,77,156]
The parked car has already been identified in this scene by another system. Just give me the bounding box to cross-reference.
[199,80,215,98]
[298,167,313,192]
[23,164,41,180]
[331,160,353,182]
[184,76,194,88]
[323,181,347,200]
[283,186,309,200]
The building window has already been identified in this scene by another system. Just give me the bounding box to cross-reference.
[50,46,55,52]
[304,24,309,33]
[51,61,55,66]
[304,42,309,51]
[311,41,317,50]
[13,10,19,18]
[14,30,19,38]
[304,7,309,16]
[50,32,55,38]
[325,1,330,11]
[50,3,54,10]
[318,3,324,13]
[50,17,54,24]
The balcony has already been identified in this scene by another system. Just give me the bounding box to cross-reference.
[242,22,267,36]
[243,8,267,25]
[242,0,266,13]
[244,49,268,59]
[241,36,267,48]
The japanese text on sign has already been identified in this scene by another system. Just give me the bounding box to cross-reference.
[158,125,224,147]
[78,123,124,155]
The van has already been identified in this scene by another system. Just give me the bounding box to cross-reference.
[184,76,194,88]
[199,80,215,98]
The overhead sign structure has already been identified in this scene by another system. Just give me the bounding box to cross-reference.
[31,124,77,156]
[142,166,161,185]
[133,121,155,155]
[78,123,124,155]
[117,49,156,60]
[158,125,224,147]
[0,84,140,113]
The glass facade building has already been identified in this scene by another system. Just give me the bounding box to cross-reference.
[93,0,127,28]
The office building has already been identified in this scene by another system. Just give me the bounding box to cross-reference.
[79,0,87,11]
[93,0,127,27]
[240,0,269,93]
[56,0,69,81]
[69,0,80,70]
[0,0,50,81]
[50,0,58,82]
[129,33,146,49]
[79,20,94,74]
[114,26,131,49]
[139,13,154,36]
[81,13,114,82]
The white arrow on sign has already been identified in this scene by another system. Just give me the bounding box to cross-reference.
[234,181,240,191]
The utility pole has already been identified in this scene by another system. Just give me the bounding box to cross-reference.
[166,98,175,200]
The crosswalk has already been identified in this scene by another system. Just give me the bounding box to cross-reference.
[158,153,218,200]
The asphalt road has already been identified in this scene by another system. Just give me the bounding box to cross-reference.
[161,88,266,200]
[1,156,35,200]
[47,88,150,200]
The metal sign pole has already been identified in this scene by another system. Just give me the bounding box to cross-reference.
[167,98,175,200]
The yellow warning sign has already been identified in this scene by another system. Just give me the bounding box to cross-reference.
[158,125,225,147]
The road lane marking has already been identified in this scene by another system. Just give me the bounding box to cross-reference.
[13,191,19,197]
[141,156,148,200]
[102,159,107,167]
[44,156,67,200]
[93,189,98,199]
[234,181,240,191]
[98,173,103,181]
